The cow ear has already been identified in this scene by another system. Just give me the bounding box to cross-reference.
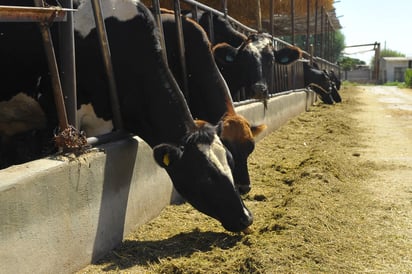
[153,144,183,168]
[213,43,237,64]
[274,46,301,65]
[251,124,267,137]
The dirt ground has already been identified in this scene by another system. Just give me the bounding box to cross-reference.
[77,85,412,273]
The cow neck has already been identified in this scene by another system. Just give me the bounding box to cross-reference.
[74,1,195,147]
[133,4,196,146]
[180,16,235,125]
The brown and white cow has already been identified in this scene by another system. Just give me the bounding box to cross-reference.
[160,11,266,194]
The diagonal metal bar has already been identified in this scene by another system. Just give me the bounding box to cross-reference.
[90,0,123,130]
[33,0,69,132]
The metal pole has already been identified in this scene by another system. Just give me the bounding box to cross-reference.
[34,0,69,131]
[320,6,324,58]
[207,11,215,44]
[269,0,274,94]
[290,0,295,45]
[256,0,262,31]
[269,0,274,36]
[310,44,314,65]
[221,0,228,19]
[191,5,199,22]
[314,0,318,56]
[59,0,77,127]
[152,0,169,67]
[306,0,310,52]
[173,0,189,99]
[90,0,123,130]
[375,42,381,83]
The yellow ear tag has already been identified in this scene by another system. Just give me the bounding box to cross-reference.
[163,153,170,166]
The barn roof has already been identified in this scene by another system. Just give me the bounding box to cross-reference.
[382,57,412,61]
[143,0,341,36]
[263,8,342,36]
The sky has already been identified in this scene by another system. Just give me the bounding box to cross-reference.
[334,0,412,64]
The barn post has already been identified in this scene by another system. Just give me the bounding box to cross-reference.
[374,42,381,84]
[90,0,123,130]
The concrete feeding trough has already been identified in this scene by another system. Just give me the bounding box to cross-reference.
[0,89,316,274]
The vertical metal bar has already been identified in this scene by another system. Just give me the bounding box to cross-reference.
[290,0,295,45]
[320,6,324,58]
[269,0,274,36]
[191,5,198,22]
[269,0,274,94]
[256,0,262,31]
[314,0,318,56]
[221,0,228,19]
[306,0,310,52]
[90,0,123,130]
[152,0,168,64]
[173,0,189,99]
[207,11,215,44]
[59,0,77,128]
[34,0,69,131]
[310,44,314,65]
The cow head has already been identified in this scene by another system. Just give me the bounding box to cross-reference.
[216,113,266,195]
[329,69,341,91]
[153,120,253,232]
[303,62,337,104]
[327,69,342,103]
[213,34,301,100]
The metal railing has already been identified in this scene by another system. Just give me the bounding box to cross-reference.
[1,0,340,150]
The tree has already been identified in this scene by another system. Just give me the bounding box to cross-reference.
[338,56,366,71]
[405,69,412,88]
[283,29,345,63]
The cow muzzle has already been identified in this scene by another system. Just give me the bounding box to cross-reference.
[237,184,251,195]
[251,83,269,99]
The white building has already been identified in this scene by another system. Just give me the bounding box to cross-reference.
[379,57,412,83]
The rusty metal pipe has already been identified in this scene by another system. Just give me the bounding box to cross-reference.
[0,5,71,22]
[34,0,69,131]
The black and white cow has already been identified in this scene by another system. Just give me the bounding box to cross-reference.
[0,0,253,232]
[213,34,302,100]
[188,11,301,101]
[160,11,267,195]
[325,69,342,103]
[302,61,342,104]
